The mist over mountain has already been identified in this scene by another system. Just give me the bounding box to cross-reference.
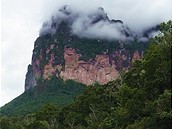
[39,5,160,41]
[25,6,159,91]
[0,1,171,128]
[0,6,154,116]
[1,0,172,128]
[2,0,171,108]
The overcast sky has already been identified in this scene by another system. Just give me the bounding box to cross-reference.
[1,0,172,106]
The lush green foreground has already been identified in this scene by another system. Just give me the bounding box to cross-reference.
[0,21,171,129]
[0,78,86,116]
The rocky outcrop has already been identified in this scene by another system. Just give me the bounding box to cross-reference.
[24,6,147,91]
[59,48,119,85]
[132,50,140,61]
[25,45,143,91]
[25,65,36,90]
[30,47,119,85]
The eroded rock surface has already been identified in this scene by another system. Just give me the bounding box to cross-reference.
[25,45,143,91]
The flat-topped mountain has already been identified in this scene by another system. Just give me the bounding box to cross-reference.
[25,6,155,91]
[1,6,161,116]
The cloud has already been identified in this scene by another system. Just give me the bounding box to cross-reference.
[148,30,161,38]
[71,8,128,40]
[40,0,172,33]
[39,6,131,40]
[72,20,127,40]
[39,0,172,40]
[103,0,172,32]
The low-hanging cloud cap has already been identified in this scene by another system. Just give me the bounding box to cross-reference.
[39,5,132,40]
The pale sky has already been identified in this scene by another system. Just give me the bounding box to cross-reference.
[1,0,172,106]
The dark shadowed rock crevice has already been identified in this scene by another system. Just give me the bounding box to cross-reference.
[25,65,36,90]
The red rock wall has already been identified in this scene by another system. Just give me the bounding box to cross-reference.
[32,46,142,86]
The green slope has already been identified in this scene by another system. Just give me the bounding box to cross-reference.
[0,77,86,116]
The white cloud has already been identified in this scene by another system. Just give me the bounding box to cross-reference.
[39,0,172,32]
[103,0,172,32]
[1,0,172,106]
[41,6,128,40]
[72,20,126,40]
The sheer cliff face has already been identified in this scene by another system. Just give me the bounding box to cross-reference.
[43,47,119,85]
[24,6,147,91]
[59,48,142,85]
[25,65,36,90]
[25,41,143,90]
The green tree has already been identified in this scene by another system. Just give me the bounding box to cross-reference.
[27,120,50,129]
[35,103,60,128]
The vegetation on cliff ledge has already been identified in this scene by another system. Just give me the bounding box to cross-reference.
[33,21,148,67]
